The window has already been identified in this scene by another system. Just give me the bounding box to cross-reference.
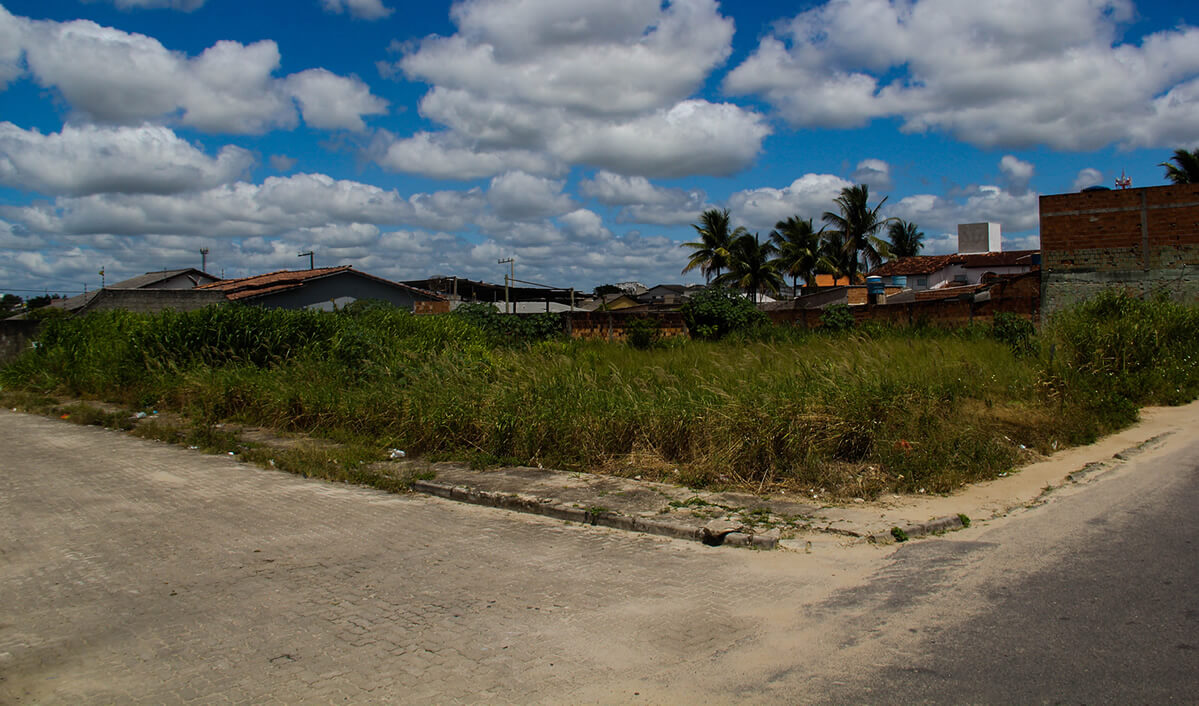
[915,276,928,287]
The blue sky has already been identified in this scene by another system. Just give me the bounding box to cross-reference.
[1,0,1197,296]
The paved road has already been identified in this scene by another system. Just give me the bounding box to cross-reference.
[0,411,854,704]
[806,434,1199,705]
[2,409,1197,704]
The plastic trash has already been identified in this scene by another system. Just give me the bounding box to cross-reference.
[134,412,147,419]
[388,448,406,459]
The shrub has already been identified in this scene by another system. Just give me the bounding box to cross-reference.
[624,317,660,349]
[992,312,1035,356]
[1041,289,1199,424]
[451,302,563,343]
[819,304,856,332]
[681,288,767,340]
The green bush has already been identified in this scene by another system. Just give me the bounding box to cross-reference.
[624,317,660,349]
[819,304,856,331]
[1041,289,1199,430]
[451,302,563,343]
[680,288,767,340]
[992,312,1036,356]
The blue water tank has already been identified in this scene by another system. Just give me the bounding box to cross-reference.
[891,275,907,287]
[866,276,884,295]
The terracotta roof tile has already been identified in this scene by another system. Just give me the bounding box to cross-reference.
[869,255,960,277]
[958,250,1039,268]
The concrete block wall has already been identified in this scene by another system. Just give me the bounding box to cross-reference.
[0,319,38,363]
[84,288,228,314]
[1040,184,1199,315]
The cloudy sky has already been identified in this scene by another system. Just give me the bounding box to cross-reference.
[1,0,1197,296]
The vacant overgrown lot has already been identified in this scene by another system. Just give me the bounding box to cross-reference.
[3,291,1196,499]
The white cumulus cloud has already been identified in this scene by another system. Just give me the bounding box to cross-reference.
[728,173,854,232]
[320,0,393,21]
[0,122,253,196]
[372,0,768,179]
[2,11,387,134]
[725,0,1199,150]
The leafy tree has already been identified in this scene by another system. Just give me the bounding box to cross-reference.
[1159,148,1199,184]
[680,287,767,340]
[25,294,60,309]
[714,233,783,303]
[887,219,925,259]
[821,184,893,281]
[0,293,21,317]
[818,229,849,279]
[681,208,745,283]
[770,216,830,292]
[593,284,622,296]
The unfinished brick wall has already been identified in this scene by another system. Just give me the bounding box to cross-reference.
[1040,184,1199,315]
[566,311,688,341]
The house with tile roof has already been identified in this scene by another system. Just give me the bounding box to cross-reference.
[870,250,1039,291]
[199,266,445,311]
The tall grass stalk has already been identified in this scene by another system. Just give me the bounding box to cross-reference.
[3,292,1195,498]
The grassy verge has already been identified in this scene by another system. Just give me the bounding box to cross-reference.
[2,290,1195,500]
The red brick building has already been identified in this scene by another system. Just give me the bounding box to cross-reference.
[1039,183,1199,315]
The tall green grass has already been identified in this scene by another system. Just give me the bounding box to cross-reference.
[3,291,1195,498]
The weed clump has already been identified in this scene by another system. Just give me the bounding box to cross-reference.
[2,289,1195,501]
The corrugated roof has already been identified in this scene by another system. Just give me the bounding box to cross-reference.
[115,268,218,290]
[199,267,446,302]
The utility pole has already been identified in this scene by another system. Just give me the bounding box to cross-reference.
[498,257,514,314]
[298,251,314,270]
[200,248,209,273]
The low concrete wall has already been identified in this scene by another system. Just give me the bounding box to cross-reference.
[1042,268,1199,317]
[0,319,38,363]
[84,288,228,314]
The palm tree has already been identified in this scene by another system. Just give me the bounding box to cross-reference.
[770,216,828,293]
[821,184,893,281]
[714,232,782,303]
[887,219,925,259]
[1160,148,1199,184]
[681,208,746,283]
[818,229,849,280]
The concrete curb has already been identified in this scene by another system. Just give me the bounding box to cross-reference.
[868,514,967,544]
[411,479,779,549]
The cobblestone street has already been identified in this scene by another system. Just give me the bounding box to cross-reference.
[0,412,849,704]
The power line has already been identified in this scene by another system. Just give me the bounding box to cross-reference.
[0,287,84,295]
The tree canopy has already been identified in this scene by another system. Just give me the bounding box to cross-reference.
[1160,148,1199,184]
[821,184,893,281]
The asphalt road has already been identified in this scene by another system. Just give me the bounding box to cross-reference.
[1,408,1197,704]
[802,430,1199,705]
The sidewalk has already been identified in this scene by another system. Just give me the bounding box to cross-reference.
[390,399,1199,550]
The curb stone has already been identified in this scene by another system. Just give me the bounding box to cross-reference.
[411,479,779,549]
[868,514,966,544]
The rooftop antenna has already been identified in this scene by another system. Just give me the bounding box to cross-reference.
[200,247,209,273]
[299,251,314,270]
[99,267,105,288]
[1115,170,1132,190]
